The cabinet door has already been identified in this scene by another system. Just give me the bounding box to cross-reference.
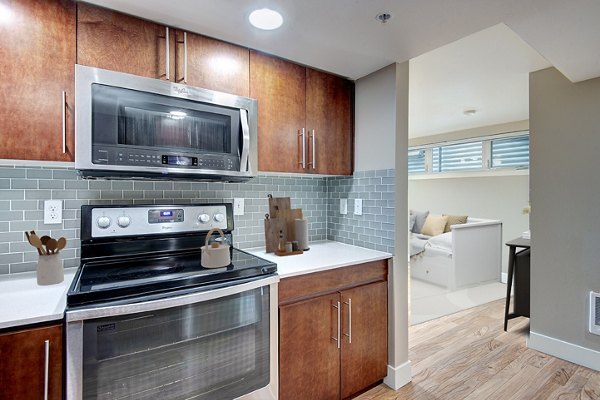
[250,51,306,173]
[177,31,250,97]
[77,2,175,80]
[340,281,388,399]
[306,68,353,175]
[279,294,341,400]
[0,324,63,400]
[0,0,75,161]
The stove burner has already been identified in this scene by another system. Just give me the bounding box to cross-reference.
[107,262,186,281]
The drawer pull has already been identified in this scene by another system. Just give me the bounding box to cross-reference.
[43,339,49,400]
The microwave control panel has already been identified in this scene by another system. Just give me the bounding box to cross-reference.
[92,147,239,171]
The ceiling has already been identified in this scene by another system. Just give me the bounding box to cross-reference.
[82,0,599,138]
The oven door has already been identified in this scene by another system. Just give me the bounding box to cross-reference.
[65,276,278,400]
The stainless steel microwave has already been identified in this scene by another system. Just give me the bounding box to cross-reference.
[75,65,257,181]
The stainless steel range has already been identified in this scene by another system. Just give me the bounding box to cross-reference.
[65,203,278,400]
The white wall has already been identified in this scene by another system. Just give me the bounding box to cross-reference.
[528,67,600,369]
[409,175,530,273]
[354,64,397,171]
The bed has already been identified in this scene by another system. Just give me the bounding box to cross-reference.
[410,217,502,290]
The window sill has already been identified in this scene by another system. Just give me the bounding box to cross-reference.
[408,168,529,180]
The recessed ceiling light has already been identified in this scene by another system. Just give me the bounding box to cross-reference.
[249,8,283,30]
[463,109,477,116]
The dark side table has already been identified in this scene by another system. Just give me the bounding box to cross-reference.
[504,237,531,331]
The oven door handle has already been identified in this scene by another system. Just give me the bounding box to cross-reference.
[239,109,250,173]
[66,275,279,322]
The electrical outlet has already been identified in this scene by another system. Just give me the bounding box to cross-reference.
[44,200,63,224]
[233,198,245,216]
[354,199,363,215]
[340,198,348,215]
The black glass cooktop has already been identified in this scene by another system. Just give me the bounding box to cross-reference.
[67,248,276,307]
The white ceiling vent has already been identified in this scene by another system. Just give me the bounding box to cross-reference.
[590,291,600,336]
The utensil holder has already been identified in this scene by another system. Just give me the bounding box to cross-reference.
[37,254,64,285]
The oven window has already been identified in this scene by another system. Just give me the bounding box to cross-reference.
[81,288,269,399]
[91,84,238,155]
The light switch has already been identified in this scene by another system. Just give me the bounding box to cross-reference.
[340,198,348,215]
[354,199,363,215]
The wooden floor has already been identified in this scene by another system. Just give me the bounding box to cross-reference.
[356,299,600,400]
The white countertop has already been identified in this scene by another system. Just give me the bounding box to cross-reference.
[0,269,77,330]
[246,241,392,278]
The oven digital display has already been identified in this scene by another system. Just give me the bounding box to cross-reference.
[148,209,184,224]
[162,155,198,166]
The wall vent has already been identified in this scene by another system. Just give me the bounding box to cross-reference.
[590,291,600,336]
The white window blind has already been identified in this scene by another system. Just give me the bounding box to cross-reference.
[408,149,426,173]
[435,141,483,172]
[491,135,529,168]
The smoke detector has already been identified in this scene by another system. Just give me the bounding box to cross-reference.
[375,13,392,24]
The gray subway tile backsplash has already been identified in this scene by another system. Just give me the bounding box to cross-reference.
[0,164,396,274]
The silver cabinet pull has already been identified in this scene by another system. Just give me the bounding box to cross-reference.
[332,301,341,349]
[61,91,66,154]
[43,339,50,400]
[298,128,306,168]
[165,27,170,80]
[343,298,352,344]
[307,129,316,169]
[183,31,187,84]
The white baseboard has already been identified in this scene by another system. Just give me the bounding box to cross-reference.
[528,331,600,371]
[383,361,412,390]
[501,272,508,284]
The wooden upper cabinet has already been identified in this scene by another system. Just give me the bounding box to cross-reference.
[178,31,249,97]
[250,50,306,173]
[306,68,354,175]
[0,0,75,161]
[0,323,63,400]
[77,2,174,80]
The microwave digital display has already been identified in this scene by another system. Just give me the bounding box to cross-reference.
[162,155,198,166]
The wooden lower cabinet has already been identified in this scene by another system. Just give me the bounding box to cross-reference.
[279,261,388,399]
[0,323,63,400]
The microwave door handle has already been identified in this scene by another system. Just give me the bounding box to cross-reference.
[239,109,250,172]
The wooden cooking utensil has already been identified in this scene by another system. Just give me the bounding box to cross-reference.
[28,233,46,255]
[25,231,42,255]
[45,238,58,254]
[40,235,51,246]
[56,237,67,253]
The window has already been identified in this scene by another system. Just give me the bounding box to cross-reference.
[408,131,529,175]
[491,135,529,168]
[408,149,426,173]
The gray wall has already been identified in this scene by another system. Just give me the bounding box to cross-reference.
[354,64,397,171]
[408,175,530,272]
[530,68,600,352]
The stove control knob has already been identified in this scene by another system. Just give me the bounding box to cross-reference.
[96,216,111,229]
[117,216,131,228]
[214,213,225,223]
[198,213,210,224]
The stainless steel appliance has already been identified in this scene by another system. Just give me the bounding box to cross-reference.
[65,203,278,400]
[75,65,257,181]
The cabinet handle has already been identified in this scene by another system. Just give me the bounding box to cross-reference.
[332,301,341,349]
[165,27,170,80]
[307,129,316,169]
[61,91,66,154]
[298,128,306,169]
[43,339,50,400]
[183,31,188,84]
[343,298,352,344]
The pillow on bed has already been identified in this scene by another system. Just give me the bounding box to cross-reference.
[420,214,448,236]
[410,210,429,233]
[427,231,453,251]
[409,213,417,231]
[443,215,468,233]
